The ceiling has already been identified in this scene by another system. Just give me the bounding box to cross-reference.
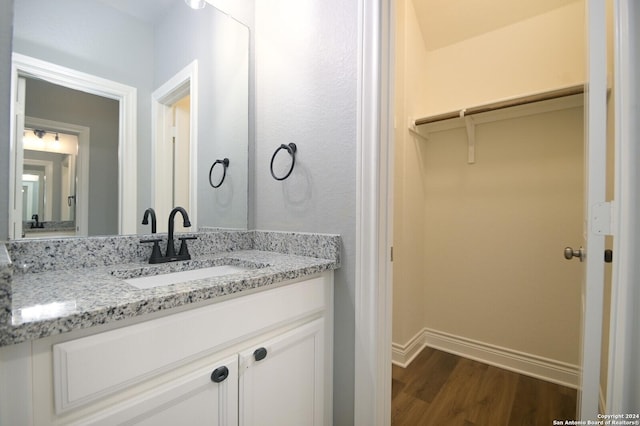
[99,0,580,50]
[412,0,581,51]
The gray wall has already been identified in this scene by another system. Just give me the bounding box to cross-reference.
[0,0,13,240]
[154,3,250,230]
[1,0,360,423]
[254,0,358,423]
[24,79,119,236]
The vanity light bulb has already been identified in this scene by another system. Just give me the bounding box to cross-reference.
[185,0,206,9]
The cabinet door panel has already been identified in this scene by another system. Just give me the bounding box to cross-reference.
[74,355,238,426]
[239,319,324,426]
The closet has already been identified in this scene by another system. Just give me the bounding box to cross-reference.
[392,0,586,392]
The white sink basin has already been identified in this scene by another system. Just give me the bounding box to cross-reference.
[124,265,251,289]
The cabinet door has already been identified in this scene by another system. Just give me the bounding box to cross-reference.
[74,355,238,426]
[239,319,325,426]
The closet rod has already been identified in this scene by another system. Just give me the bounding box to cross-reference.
[414,84,584,126]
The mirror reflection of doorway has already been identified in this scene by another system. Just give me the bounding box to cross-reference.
[171,95,191,218]
[152,62,198,234]
[22,128,79,238]
[22,173,43,221]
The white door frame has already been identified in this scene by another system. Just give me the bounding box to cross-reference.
[578,0,608,419]
[607,0,640,413]
[151,61,199,233]
[10,53,138,236]
[9,76,26,240]
[354,0,394,425]
[354,0,618,423]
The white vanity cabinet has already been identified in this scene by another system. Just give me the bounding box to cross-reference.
[75,355,239,426]
[239,318,325,426]
[0,272,333,426]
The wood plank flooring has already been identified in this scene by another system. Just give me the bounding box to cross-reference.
[392,347,577,426]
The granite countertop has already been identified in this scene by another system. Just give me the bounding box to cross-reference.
[0,231,341,347]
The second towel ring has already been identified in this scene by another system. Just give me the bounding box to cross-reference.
[209,158,230,188]
[270,143,297,181]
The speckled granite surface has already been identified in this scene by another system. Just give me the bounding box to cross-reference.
[0,245,11,325]
[0,231,340,347]
[7,230,255,273]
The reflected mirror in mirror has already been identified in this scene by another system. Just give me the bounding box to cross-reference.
[17,78,119,239]
[22,128,79,238]
[8,0,249,239]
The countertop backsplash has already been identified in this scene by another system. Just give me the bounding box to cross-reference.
[6,230,340,274]
[5,230,252,274]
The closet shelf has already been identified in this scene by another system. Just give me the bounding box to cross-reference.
[409,84,585,165]
[413,84,584,127]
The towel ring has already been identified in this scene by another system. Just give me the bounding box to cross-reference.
[209,158,230,188]
[270,143,297,181]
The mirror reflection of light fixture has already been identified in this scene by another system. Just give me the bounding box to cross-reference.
[31,129,59,141]
[185,0,206,9]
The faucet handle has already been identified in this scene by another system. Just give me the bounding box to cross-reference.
[178,236,197,258]
[141,238,163,264]
[140,238,162,243]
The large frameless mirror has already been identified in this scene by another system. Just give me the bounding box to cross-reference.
[8,0,249,239]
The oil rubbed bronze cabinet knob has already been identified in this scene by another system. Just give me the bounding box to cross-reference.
[211,366,229,383]
[253,347,268,361]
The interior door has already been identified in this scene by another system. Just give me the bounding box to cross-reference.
[573,0,609,419]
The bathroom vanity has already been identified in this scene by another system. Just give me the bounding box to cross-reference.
[0,231,339,426]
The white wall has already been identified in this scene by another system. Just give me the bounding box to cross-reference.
[254,0,358,423]
[394,0,587,371]
[418,108,584,363]
[393,0,427,346]
[417,1,586,116]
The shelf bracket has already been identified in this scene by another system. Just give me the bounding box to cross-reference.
[464,115,476,164]
[408,117,429,140]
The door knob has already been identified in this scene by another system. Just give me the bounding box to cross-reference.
[564,247,584,261]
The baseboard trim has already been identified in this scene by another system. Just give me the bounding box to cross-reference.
[391,329,427,368]
[392,328,580,388]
